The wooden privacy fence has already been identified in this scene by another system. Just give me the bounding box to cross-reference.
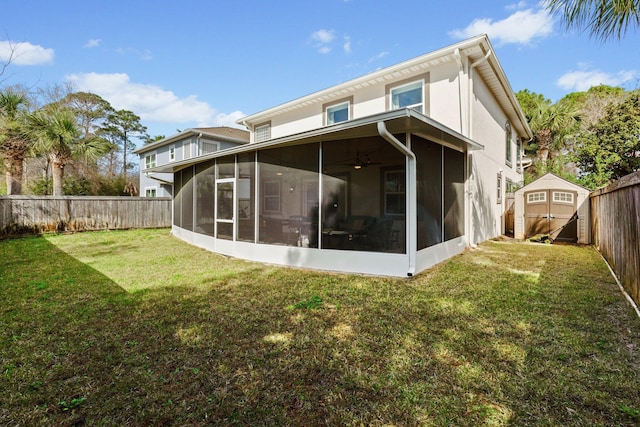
[0,196,172,235]
[590,171,640,306]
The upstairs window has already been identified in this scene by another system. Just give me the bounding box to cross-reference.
[390,80,424,113]
[169,146,175,162]
[326,101,349,125]
[200,140,218,155]
[183,141,192,159]
[145,153,156,169]
[255,123,271,142]
[505,122,512,167]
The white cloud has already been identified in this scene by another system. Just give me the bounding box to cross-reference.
[311,29,335,44]
[449,7,554,46]
[310,29,336,54]
[66,72,244,128]
[84,39,101,48]
[343,36,352,54]
[116,47,153,61]
[506,1,528,10]
[369,51,389,63]
[556,66,638,91]
[0,41,54,65]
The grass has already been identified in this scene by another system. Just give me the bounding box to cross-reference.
[1,229,639,426]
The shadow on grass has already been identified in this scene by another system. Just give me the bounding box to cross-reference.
[2,234,639,426]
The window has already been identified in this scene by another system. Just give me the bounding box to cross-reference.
[169,145,175,162]
[145,187,157,197]
[553,191,574,204]
[326,101,349,125]
[505,122,512,167]
[384,170,406,215]
[183,140,192,160]
[263,180,280,213]
[505,178,517,193]
[390,80,423,113]
[255,123,271,142]
[145,153,156,169]
[527,191,546,203]
[200,140,218,155]
[497,174,503,204]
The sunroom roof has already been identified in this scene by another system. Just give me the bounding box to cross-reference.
[146,108,483,174]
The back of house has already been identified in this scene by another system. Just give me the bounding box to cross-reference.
[140,34,532,277]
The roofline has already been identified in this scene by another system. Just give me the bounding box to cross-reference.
[146,108,483,174]
[133,128,249,154]
[236,34,532,140]
[478,37,534,140]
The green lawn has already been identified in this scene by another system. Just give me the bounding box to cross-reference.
[1,229,639,426]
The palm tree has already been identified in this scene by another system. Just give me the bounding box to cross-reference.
[28,107,111,196]
[0,89,30,195]
[546,0,640,40]
[527,99,581,167]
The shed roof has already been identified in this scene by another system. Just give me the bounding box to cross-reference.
[515,173,591,194]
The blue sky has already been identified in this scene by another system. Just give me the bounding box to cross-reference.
[1,0,639,143]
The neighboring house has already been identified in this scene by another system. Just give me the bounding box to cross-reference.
[514,173,591,244]
[143,34,533,277]
[134,127,250,197]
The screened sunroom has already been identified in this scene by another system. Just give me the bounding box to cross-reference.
[160,109,481,277]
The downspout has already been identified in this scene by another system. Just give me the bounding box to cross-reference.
[377,120,417,277]
[455,48,492,248]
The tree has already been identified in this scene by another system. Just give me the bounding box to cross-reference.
[28,107,110,195]
[58,92,114,141]
[560,85,627,129]
[0,88,30,194]
[575,90,640,188]
[516,90,581,169]
[546,0,640,40]
[103,110,147,183]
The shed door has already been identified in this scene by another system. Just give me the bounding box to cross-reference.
[524,189,578,242]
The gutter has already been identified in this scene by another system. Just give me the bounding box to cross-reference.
[377,119,417,277]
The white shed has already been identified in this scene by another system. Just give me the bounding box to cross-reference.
[514,173,591,244]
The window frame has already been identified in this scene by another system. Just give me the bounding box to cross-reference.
[145,153,156,169]
[386,73,429,116]
[255,122,271,143]
[200,139,219,156]
[323,96,353,126]
[145,186,157,198]
[262,179,281,214]
[505,121,513,167]
[169,145,175,162]
[553,191,574,204]
[527,191,547,204]
[383,169,406,216]
[497,173,503,204]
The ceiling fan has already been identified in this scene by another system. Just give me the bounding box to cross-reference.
[338,151,382,170]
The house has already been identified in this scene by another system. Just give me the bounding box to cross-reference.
[134,127,250,197]
[140,34,533,277]
[514,173,591,243]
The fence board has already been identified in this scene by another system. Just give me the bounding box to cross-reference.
[590,171,640,306]
[0,196,171,235]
